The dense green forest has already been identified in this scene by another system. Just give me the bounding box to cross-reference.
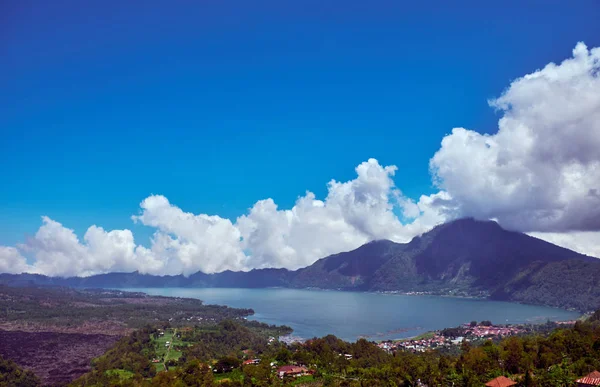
[57,311,600,387]
[0,355,39,387]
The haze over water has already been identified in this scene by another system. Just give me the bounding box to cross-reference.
[122,288,580,341]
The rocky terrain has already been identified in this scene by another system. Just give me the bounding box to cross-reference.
[0,330,120,386]
[0,286,255,385]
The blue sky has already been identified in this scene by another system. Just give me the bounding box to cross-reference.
[1,0,599,250]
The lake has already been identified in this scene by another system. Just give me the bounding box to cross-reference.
[121,287,580,341]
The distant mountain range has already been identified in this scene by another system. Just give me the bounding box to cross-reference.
[2,218,599,312]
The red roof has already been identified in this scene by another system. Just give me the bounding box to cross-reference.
[485,376,517,387]
[277,365,308,374]
[577,371,600,386]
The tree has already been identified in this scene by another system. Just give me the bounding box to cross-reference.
[214,356,240,373]
[178,360,215,387]
[275,348,292,364]
[502,337,524,374]
[0,356,40,387]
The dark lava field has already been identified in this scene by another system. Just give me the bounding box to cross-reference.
[0,330,120,386]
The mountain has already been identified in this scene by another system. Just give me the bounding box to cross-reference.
[293,218,595,291]
[1,218,599,311]
[289,219,600,311]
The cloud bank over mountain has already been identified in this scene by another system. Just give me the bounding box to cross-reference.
[1,42,599,276]
[429,42,600,233]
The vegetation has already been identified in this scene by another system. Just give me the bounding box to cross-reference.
[178,320,288,363]
[64,312,600,387]
[70,326,158,386]
[0,285,254,332]
[0,285,290,386]
[2,283,600,386]
[0,355,40,387]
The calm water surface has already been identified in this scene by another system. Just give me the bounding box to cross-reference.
[121,288,580,341]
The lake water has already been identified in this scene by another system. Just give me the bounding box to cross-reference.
[121,287,580,341]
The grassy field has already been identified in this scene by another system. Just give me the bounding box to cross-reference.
[152,328,187,371]
[105,369,135,379]
[154,362,165,373]
[289,375,315,385]
[214,369,244,383]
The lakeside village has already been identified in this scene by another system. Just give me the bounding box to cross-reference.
[145,318,580,384]
[376,320,578,353]
[251,319,580,357]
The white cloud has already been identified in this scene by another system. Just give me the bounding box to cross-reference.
[529,231,600,259]
[429,42,600,233]
[1,43,599,277]
[135,159,440,272]
[16,216,144,277]
[236,159,436,270]
[0,158,441,276]
[0,246,32,274]
[132,195,247,275]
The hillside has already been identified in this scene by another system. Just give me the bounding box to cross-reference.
[1,218,599,311]
[295,218,593,290]
[291,219,600,310]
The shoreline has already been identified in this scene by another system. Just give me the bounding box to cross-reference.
[113,285,587,314]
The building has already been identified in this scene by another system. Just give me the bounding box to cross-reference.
[576,371,600,387]
[485,376,517,387]
[451,336,465,345]
[277,365,309,378]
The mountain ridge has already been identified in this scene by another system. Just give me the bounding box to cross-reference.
[2,218,599,311]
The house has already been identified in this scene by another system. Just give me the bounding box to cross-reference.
[277,365,309,378]
[243,359,260,365]
[576,371,600,387]
[485,376,517,387]
[451,336,465,345]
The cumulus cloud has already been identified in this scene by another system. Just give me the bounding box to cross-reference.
[17,216,146,277]
[133,159,441,272]
[0,159,441,276]
[429,42,600,233]
[0,246,32,274]
[132,195,247,274]
[236,159,440,270]
[1,42,599,276]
